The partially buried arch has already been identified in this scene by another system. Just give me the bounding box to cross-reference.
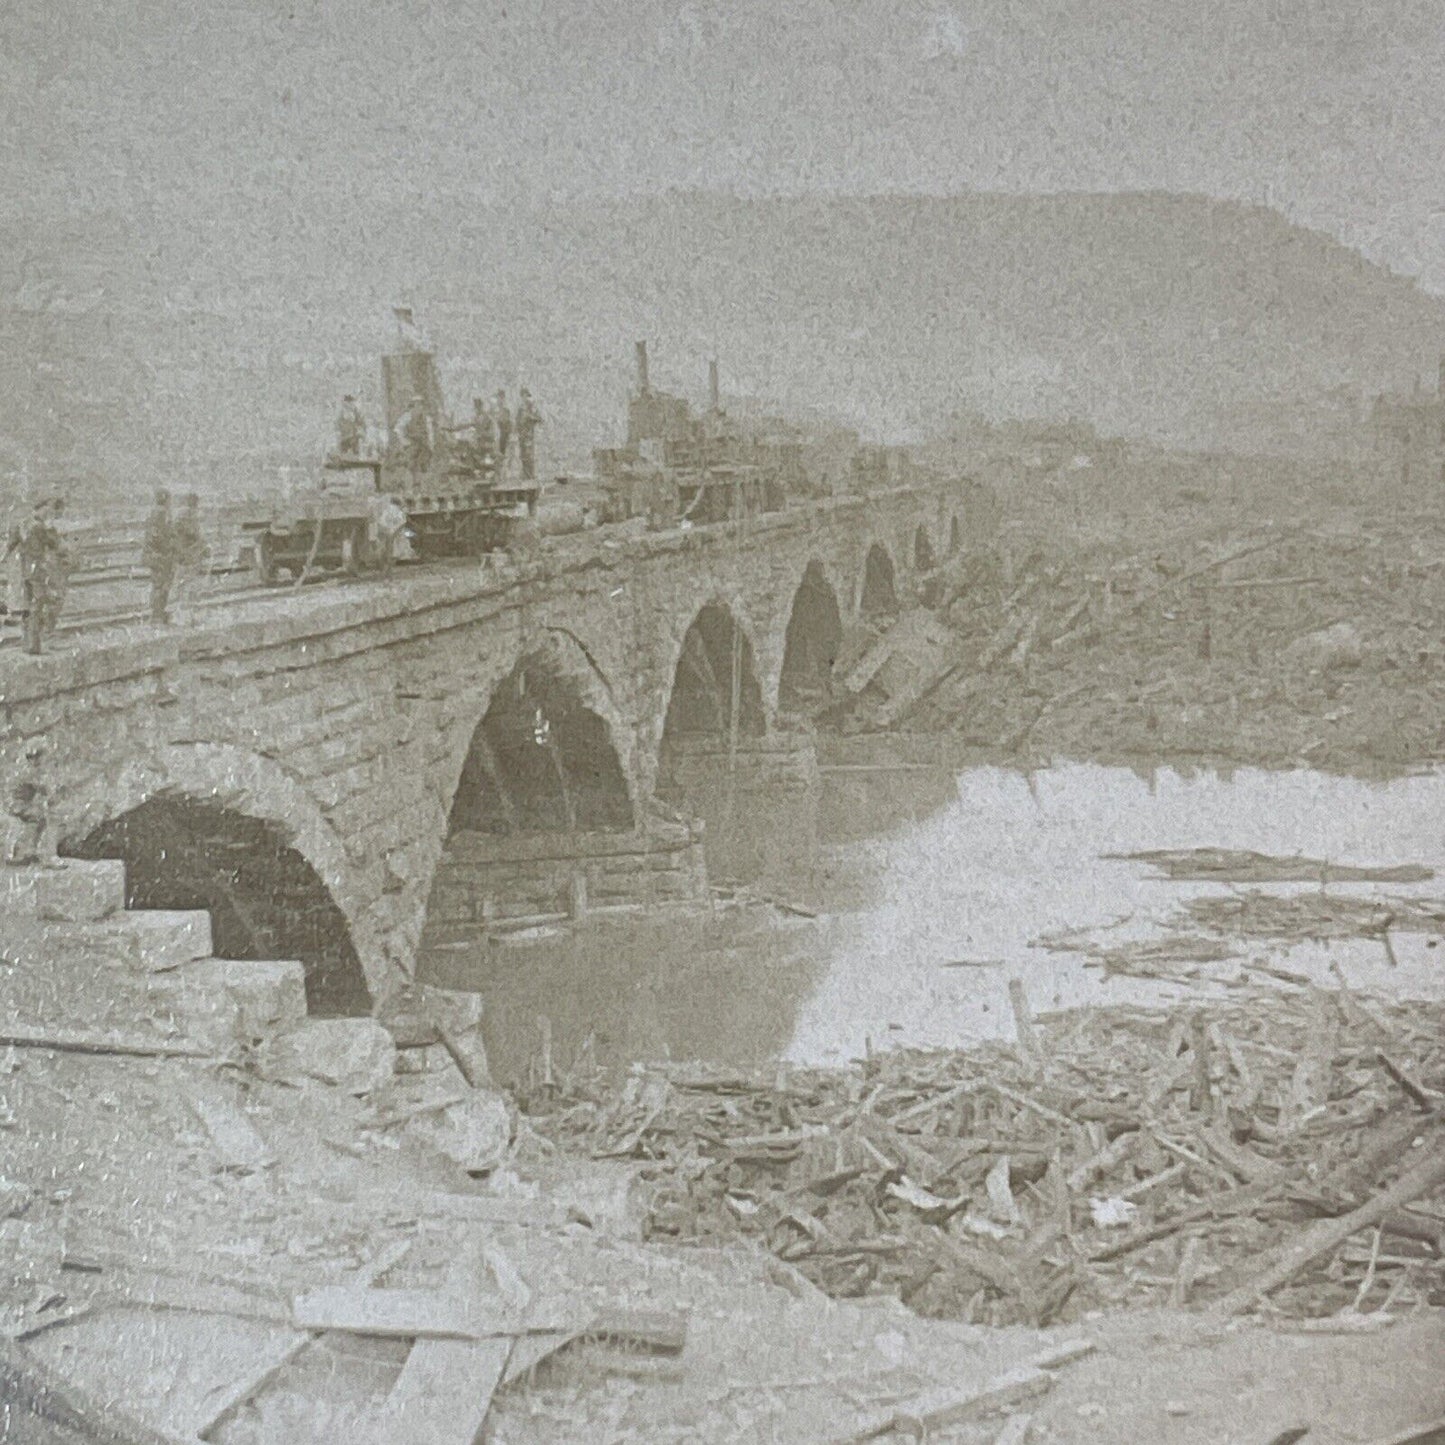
[949,514,962,555]
[64,797,371,1017]
[778,562,843,715]
[860,542,898,618]
[448,648,635,837]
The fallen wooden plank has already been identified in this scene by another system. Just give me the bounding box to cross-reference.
[186,1090,274,1174]
[419,1191,571,1229]
[583,1307,688,1355]
[190,1236,413,1439]
[291,1286,526,1340]
[191,1332,311,1441]
[835,1364,1053,1443]
[499,1330,581,1387]
[357,1337,512,1445]
[0,1025,214,1059]
[1207,1127,1445,1315]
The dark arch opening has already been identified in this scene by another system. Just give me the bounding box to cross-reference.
[659,604,766,745]
[778,562,843,715]
[448,654,634,837]
[914,525,937,574]
[949,514,962,555]
[62,798,370,1017]
[860,543,898,618]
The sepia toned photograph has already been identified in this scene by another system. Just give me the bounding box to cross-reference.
[2,1,1443,1440]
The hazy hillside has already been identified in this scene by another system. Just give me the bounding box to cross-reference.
[4,191,1445,500]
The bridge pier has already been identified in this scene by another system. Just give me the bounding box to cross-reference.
[656,729,821,886]
[421,817,709,935]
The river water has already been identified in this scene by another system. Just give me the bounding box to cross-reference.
[787,761,1445,1067]
[426,758,1445,1083]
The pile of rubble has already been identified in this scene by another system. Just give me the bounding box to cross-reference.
[527,982,1445,1329]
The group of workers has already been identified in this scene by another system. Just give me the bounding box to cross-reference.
[336,388,543,482]
[3,497,71,656]
[142,489,207,625]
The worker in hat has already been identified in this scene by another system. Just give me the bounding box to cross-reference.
[515,387,543,482]
[336,394,366,457]
[494,389,512,470]
[471,397,497,471]
[4,497,66,654]
[171,493,208,625]
[394,394,432,479]
[142,488,178,624]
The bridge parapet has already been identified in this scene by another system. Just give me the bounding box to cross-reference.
[1,478,980,1009]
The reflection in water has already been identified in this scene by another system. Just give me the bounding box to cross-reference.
[419,906,825,1085]
[418,757,1445,1080]
[788,763,1445,1066]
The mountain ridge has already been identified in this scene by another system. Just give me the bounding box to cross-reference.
[3,189,1443,496]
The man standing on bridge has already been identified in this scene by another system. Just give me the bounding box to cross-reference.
[171,493,207,625]
[142,489,177,625]
[471,396,497,470]
[493,390,512,472]
[335,394,366,457]
[397,394,433,479]
[4,498,68,655]
[515,388,542,481]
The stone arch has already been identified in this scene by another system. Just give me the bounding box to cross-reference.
[914,524,937,575]
[859,541,899,618]
[56,744,373,1016]
[778,560,844,716]
[658,601,766,748]
[446,637,636,838]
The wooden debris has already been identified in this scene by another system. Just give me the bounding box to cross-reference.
[1208,1126,1445,1316]
[583,1307,688,1355]
[526,991,1445,1325]
[837,1365,1053,1443]
[357,1337,512,1445]
[190,1331,311,1440]
[0,1025,214,1060]
[1112,849,1433,885]
[290,1286,527,1341]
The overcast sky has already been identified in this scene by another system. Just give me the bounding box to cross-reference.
[6,0,1445,291]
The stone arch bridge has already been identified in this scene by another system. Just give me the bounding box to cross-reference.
[1,485,982,1015]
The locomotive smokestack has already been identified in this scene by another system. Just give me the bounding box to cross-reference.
[635,341,650,396]
[708,358,720,412]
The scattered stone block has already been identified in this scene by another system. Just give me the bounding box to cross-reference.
[0,861,126,922]
[146,974,244,1052]
[257,1018,396,1095]
[215,960,307,1040]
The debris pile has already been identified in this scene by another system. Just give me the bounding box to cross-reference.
[526,986,1445,1328]
[837,515,1445,772]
